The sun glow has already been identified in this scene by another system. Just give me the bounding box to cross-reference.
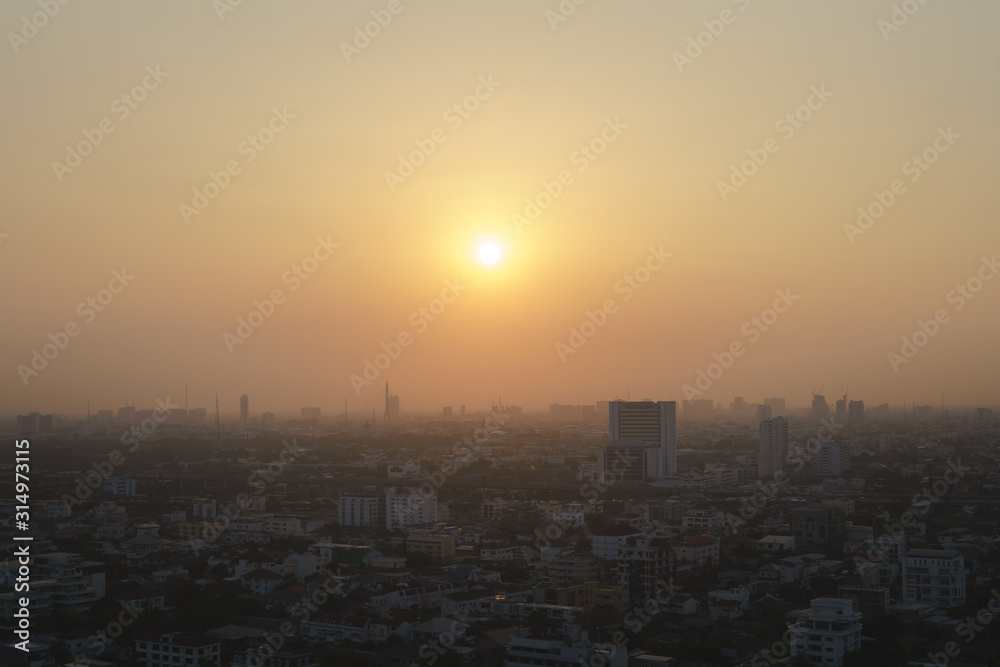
[476,240,505,267]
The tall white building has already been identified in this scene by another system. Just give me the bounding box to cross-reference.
[384,487,436,531]
[902,549,965,609]
[609,401,676,477]
[758,417,788,479]
[815,442,851,476]
[338,492,381,527]
[790,597,862,667]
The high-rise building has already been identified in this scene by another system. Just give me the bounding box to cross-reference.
[550,404,584,421]
[836,398,847,417]
[385,487,436,530]
[683,399,715,421]
[117,405,135,426]
[790,598,862,667]
[617,535,674,605]
[262,412,275,428]
[338,492,382,527]
[756,404,772,421]
[239,395,249,427]
[763,397,786,415]
[848,400,865,422]
[16,412,54,433]
[975,407,993,424]
[810,394,830,419]
[757,417,787,480]
[598,440,659,482]
[815,442,850,476]
[730,396,746,416]
[791,506,844,546]
[609,400,676,477]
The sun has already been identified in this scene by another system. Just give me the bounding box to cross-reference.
[475,240,505,267]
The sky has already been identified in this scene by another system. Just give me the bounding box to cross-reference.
[2,0,998,417]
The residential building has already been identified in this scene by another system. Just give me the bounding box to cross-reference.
[758,417,787,479]
[134,634,222,667]
[791,506,844,546]
[617,536,674,605]
[385,487,436,530]
[591,526,643,560]
[901,549,965,609]
[790,597,862,667]
[103,476,137,496]
[338,492,381,527]
[406,532,456,563]
[707,587,750,621]
[672,535,719,567]
[299,613,370,644]
[815,442,850,476]
[757,535,796,553]
[504,633,627,667]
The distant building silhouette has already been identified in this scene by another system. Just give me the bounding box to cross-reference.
[810,394,830,420]
[384,382,399,421]
[764,397,786,415]
[17,412,53,433]
[239,394,249,427]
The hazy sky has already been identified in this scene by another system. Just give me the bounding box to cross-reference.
[2,0,998,416]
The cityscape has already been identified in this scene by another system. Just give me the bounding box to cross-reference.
[3,2,1000,667]
[3,394,1000,667]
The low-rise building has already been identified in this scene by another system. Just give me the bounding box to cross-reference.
[790,597,862,667]
[134,634,222,667]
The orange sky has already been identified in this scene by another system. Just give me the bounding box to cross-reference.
[2,0,999,416]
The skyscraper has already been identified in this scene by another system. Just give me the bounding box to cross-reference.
[810,394,830,419]
[848,400,865,422]
[609,400,676,477]
[240,394,249,427]
[764,397,786,415]
[758,417,788,479]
